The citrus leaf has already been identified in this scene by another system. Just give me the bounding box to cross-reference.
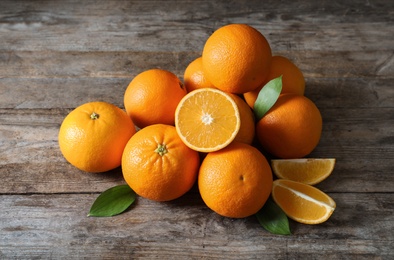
[256,197,291,235]
[88,185,136,217]
[253,75,282,121]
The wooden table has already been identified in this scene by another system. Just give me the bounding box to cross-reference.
[1,0,393,258]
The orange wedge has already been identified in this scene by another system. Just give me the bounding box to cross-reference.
[271,158,336,185]
[175,88,240,152]
[272,179,336,224]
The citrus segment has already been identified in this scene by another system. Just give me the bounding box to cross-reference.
[271,158,336,185]
[272,179,336,224]
[175,88,240,152]
[198,142,273,218]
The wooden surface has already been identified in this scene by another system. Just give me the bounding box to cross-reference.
[1,0,393,258]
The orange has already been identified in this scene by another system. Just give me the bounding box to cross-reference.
[256,93,322,159]
[229,94,255,144]
[122,124,200,202]
[183,57,216,92]
[58,101,136,173]
[202,24,272,94]
[272,179,336,224]
[244,55,306,108]
[175,88,240,152]
[271,158,336,185]
[198,142,273,218]
[124,69,187,129]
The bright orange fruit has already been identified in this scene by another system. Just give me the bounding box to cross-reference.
[183,56,216,92]
[271,158,336,185]
[244,55,305,108]
[256,93,322,159]
[122,124,200,202]
[58,101,136,173]
[229,94,255,145]
[272,179,336,224]
[198,142,273,218]
[175,88,240,152]
[202,24,272,94]
[124,69,187,129]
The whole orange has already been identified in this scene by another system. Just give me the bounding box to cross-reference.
[244,55,306,108]
[183,57,216,92]
[229,94,255,144]
[58,101,136,173]
[122,124,200,202]
[202,24,272,94]
[256,94,322,159]
[124,69,187,129]
[198,142,273,218]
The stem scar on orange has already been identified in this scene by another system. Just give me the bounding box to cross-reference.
[58,101,136,173]
[121,124,200,202]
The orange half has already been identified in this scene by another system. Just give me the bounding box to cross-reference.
[175,88,240,152]
[272,179,336,224]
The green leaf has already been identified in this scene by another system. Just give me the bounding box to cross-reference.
[88,185,136,217]
[253,75,283,121]
[256,197,291,235]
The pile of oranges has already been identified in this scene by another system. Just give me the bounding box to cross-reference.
[59,24,336,225]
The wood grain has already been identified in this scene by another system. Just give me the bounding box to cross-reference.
[0,0,393,258]
[0,107,392,194]
[0,193,393,259]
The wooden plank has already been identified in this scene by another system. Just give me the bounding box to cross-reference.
[0,78,128,109]
[305,78,394,109]
[1,50,392,79]
[0,51,197,79]
[0,0,393,257]
[0,107,392,194]
[0,1,393,52]
[0,193,392,258]
[1,77,393,109]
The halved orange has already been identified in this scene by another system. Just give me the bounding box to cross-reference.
[271,158,336,185]
[272,179,336,224]
[175,88,240,152]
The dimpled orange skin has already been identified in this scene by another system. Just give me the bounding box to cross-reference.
[122,124,200,202]
[58,101,136,173]
[244,55,306,108]
[183,57,216,92]
[198,142,273,218]
[124,69,187,129]
[256,93,322,159]
[202,24,272,94]
[229,94,255,145]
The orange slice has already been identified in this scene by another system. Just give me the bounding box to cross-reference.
[271,158,335,185]
[272,179,336,224]
[175,88,240,152]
